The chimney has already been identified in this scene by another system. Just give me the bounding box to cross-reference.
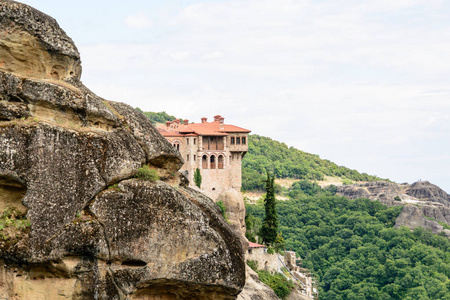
[201,117,207,123]
[214,115,221,122]
[166,121,171,129]
[219,117,224,129]
[183,119,189,125]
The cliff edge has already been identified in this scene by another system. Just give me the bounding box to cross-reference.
[0,1,245,299]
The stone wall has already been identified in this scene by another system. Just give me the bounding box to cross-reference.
[246,248,281,273]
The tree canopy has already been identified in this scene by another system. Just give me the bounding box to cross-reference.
[246,186,450,300]
[136,109,180,125]
[260,172,278,245]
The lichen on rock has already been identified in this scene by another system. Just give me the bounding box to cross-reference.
[0,1,245,298]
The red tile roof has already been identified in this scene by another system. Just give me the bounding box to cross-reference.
[156,115,250,137]
[248,242,266,248]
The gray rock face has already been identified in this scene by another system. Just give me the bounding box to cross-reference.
[394,204,447,235]
[217,188,247,236]
[420,205,450,225]
[0,0,81,81]
[336,181,404,206]
[0,1,245,299]
[406,181,450,207]
[237,265,279,300]
[337,181,450,207]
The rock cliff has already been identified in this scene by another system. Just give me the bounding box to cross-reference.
[337,181,450,207]
[0,1,245,299]
[237,265,279,300]
[394,204,450,237]
[217,189,246,237]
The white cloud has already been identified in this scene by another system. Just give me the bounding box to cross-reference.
[201,51,225,60]
[124,12,152,29]
[76,0,450,192]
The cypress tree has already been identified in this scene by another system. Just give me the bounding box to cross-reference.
[260,171,278,245]
[194,168,202,188]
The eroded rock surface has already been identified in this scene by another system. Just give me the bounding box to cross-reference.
[0,1,245,298]
[237,265,279,300]
[336,181,406,206]
[217,188,246,236]
[394,204,450,237]
[337,181,450,207]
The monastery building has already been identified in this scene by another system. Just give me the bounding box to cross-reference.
[157,115,250,200]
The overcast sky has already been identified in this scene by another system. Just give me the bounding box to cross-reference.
[23,0,450,193]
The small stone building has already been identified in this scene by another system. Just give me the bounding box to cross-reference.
[157,115,250,200]
[246,242,281,272]
[247,244,317,298]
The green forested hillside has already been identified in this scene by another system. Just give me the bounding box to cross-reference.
[242,135,383,190]
[136,109,178,124]
[246,185,450,300]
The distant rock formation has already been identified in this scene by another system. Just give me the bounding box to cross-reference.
[0,1,245,299]
[406,181,450,207]
[337,181,450,235]
[337,181,450,207]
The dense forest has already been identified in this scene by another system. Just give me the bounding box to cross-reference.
[242,135,383,191]
[246,183,450,300]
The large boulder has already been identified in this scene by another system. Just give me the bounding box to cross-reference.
[237,265,279,300]
[0,1,245,299]
[217,188,247,236]
[394,204,445,235]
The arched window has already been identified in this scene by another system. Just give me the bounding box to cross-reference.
[202,155,208,169]
[210,155,216,169]
[218,155,224,169]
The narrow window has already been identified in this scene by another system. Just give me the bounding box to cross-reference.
[242,137,246,145]
[202,155,208,169]
[187,139,189,145]
[236,137,240,145]
[218,155,224,169]
[194,155,196,161]
[210,155,216,169]
[187,154,189,161]
[177,144,180,150]
[231,137,235,145]
[194,138,196,145]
